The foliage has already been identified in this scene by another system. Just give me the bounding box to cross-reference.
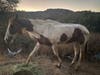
[0,0,19,12]
[0,0,19,49]
[13,63,44,75]
[9,34,35,55]
[76,11,100,32]
[87,33,100,61]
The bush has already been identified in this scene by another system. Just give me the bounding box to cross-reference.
[87,33,100,61]
[13,63,44,75]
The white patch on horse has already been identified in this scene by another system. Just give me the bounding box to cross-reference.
[4,20,12,43]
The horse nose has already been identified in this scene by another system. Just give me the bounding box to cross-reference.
[4,37,8,44]
[4,36,12,44]
[4,34,9,44]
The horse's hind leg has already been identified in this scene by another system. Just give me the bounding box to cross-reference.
[75,44,84,70]
[52,45,62,68]
[70,43,79,66]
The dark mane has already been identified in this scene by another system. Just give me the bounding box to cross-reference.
[15,19,33,31]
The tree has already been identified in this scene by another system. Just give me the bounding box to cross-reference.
[0,0,19,50]
[0,0,19,12]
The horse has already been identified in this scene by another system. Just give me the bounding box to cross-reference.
[4,17,90,70]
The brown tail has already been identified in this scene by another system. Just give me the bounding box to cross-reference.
[84,41,88,61]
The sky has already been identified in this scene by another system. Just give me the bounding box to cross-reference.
[17,0,100,12]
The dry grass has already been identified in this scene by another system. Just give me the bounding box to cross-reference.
[0,33,100,75]
[0,56,100,75]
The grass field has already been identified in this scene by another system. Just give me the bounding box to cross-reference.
[0,56,100,75]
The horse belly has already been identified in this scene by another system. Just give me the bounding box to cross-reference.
[45,27,74,43]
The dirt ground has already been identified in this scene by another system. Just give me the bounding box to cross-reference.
[0,53,100,75]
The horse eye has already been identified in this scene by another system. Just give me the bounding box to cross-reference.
[10,24,13,28]
[9,24,16,34]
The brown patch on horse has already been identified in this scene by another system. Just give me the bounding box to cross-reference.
[67,28,85,44]
[9,19,33,34]
[17,19,33,31]
[37,35,52,46]
[60,33,68,42]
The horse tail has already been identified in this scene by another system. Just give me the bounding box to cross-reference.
[84,41,88,61]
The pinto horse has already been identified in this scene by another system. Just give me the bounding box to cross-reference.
[4,17,89,69]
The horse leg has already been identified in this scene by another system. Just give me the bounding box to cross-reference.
[52,45,62,68]
[26,42,40,64]
[70,43,79,66]
[75,44,84,70]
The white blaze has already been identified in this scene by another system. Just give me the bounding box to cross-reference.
[4,20,12,43]
[7,48,22,56]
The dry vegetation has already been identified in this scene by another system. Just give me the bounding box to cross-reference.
[0,33,100,75]
[87,33,100,61]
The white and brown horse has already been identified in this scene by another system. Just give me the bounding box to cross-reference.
[4,18,90,69]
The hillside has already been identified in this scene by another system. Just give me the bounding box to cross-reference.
[17,9,100,32]
[17,9,76,22]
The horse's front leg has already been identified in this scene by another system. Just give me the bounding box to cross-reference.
[26,42,40,64]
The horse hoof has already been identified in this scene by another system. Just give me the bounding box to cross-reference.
[69,63,75,67]
[74,65,80,71]
[55,63,61,68]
